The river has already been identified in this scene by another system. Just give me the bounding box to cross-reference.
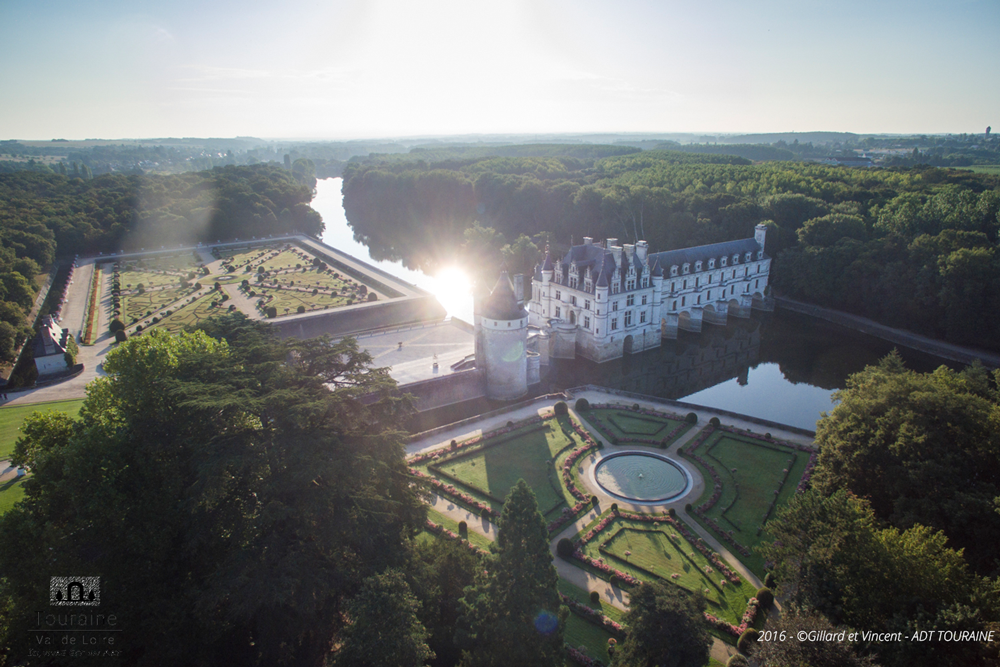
[312,178,958,431]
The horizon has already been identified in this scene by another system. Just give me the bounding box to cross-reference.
[2,0,997,140]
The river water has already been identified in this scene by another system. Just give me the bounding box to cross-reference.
[312,178,957,431]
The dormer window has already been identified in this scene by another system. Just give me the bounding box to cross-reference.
[682,263,691,274]
[721,257,727,267]
[732,254,739,264]
[757,251,763,260]
[695,261,702,272]
[670,265,678,277]
[745,252,752,262]
[708,259,715,269]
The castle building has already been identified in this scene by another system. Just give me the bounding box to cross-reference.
[528,224,771,363]
[474,268,539,400]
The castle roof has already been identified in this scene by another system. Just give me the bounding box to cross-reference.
[483,269,527,320]
[32,317,69,359]
[648,237,763,269]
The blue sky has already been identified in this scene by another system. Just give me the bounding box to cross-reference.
[2,0,997,139]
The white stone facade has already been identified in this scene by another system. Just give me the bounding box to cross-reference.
[528,225,771,363]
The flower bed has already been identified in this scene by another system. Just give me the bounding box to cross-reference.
[410,469,501,520]
[560,593,625,637]
[705,597,760,637]
[82,265,102,345]
[424,519,489,556]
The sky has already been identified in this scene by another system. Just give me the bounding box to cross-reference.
[2,0,997,140]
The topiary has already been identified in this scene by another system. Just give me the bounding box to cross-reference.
[709,416,721,427]
[296,305,306,313]
[590,495,599,507]
[109,318,125,333]
[726,655,749,667]
[755,587,774,608]
[668,507,676,517]
[611,503,619,514]
[685,503,693,513]
[737,629,760,655]
[367,292,378,301]
[553,401,569,416]
[557,538,575,559]
[575,397,590,412]
[450,439,458,449]
[458,521,468,537]
[480,507,490,520]
[590,591,600,604]
[266,306,277,318]
[685,412,698,424]
[609,575,619,587]
[114,330,127,343]
[764,572,776,589]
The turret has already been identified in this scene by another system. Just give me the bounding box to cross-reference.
[755,223,768,253]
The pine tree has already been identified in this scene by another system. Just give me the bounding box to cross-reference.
[458,480,565,667]
[612,581,711,667]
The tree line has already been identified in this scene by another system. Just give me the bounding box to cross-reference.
[342,149,1000,350]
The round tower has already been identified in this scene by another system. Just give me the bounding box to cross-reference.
[481,269,528,401]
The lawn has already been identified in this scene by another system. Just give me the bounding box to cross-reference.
[558,581,619,665]
[433,417,581,514]
[0,476,28,515]
[149,292,234,334]
[573,515,757,626]
[0,399,84,459]
[683,428,811,575]
[580,407,691,448]
[426,507,493,552]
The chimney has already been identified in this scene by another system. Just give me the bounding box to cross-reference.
[582,236,593,246]
[609,242,622,266]
[636,240,648,262]
[513,274,524,306]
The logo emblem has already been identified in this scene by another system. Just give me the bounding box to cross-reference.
[50,577,100,606]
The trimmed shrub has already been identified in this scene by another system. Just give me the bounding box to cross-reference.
[764,572,776,588]
[590,495,599,507]
[709,416,721,427]
[756,587,774,608]
[575,397,590,411]
[611,503,619,514]
[684,503,693,513]
[367,292,378,301]
[480,507,490,520]
[632,403,640,410]
[135,325,143,333]
[726,655,749,667]
[590,591,600,604]
[114,330,127,343]
[557,538,575,559]
[609,575,619,587]
[553,401,569,416]
[458,521,468,538]
[296,305,306,314]
[109,318,125,333]
[737,629,760,655]
[265,306,277,318]
[667,507,676,517]
[685,412,698,424]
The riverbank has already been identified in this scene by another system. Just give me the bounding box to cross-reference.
[775,296,1000,369]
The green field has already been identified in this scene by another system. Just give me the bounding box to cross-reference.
[582,408,691,447]
[433,417,582,514]
[558,581,620,665]
[574,515,756,626]
[0,476,28,515]
[684,430,810,574]
[0,399,84,459]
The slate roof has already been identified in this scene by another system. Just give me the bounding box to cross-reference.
[648,238,763,270]
[483,270,527,320]
[32,318,69,359]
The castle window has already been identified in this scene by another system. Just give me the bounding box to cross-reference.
[569,276,578,288]
[611,318,618,331]
[670,265,678,277]
[640,311,647,323]
[624,311,633,327]
[584,316,591,329]
[708,259,715,269]
[708,290,711,299]
[641,295,647,305]
[683,279,687,289]
[626,294,635,306]
[570,295,577,306]
[681,296,686,306]
[626,278,636,290]
[555,290,561,301]
[671,281,676,292]
[672,300,677,310]
[732,254,739,264]
[695,277,699,287]
[745,267,749,277]
[755,279,759,289]
[757,251,763,259]
[507,322,511,327]
[641,275,649,288]
[613,301,619,311]
[721,257,727,267]
[682,263,690,274]
[695,261,702,272]
[555,306,561,318]
[745,252,752,262]
[584,299,590,310]
[697,295,701,304]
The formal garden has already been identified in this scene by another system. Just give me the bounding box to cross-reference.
[678,421,817,575]
[577,404,695,448]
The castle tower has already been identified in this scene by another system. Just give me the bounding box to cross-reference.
[754,223,768,253]
[481,268,528,401]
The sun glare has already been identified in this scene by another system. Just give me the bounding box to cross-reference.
[429,265,473,324]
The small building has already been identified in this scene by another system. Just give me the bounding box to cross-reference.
[33,317,72,375]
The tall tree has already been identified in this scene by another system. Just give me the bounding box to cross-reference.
[0,316,424,666]
[458,480,565,667]
[610,581,711,667]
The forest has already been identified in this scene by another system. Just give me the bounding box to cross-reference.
[341,148,1000,351]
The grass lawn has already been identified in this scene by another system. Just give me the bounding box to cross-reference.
[558,581,619,664]
[685,429,809,575]
[150,292,233,334]
[0,399,85,459]
[433,417,582,514]
[573,514,757,629]
[425,507,493,552]
[0,476,28,515]
[581,408,691,447]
